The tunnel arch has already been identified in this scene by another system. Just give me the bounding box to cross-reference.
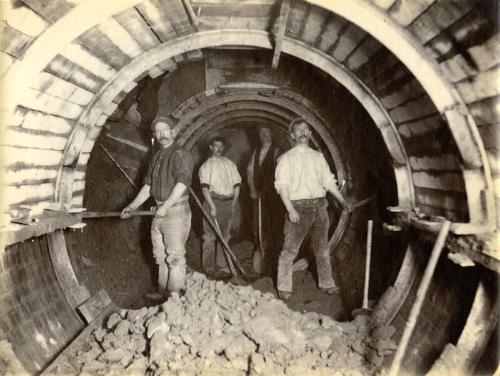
[0,1,498,374]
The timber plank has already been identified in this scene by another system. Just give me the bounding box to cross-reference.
[151,0,194,36]
[425,10,491,61]
[46,55,105,93]
[390,95,438,124]
[59,43,117,81]
[345,36,383,71]
[285,0,309,40]
[477,124,499,151]
[5,167,59,187]
[3,145,63,167]
[0,22,33,58]
[456,66,500,103]
[31,71,94,106]
[331,23,366,63]
[19,0,74,23]
[301,5,330,45]
[468,96,500,126]
[135,1,178,42]
[2,2,49,38]
[2,127,68,151]
[388,0,436,27]
[77,28,131,70]
[16,108,75,134]
[440,34,500,83]
[409,0,473,44]
[314,14,349,53]
[409,154,462,171]
[5,182,56,206]
[380,78,426,109]
[398,114,446,138]
[18,88,84,119]
[97,18,144,59]
[193,3,273,17]
[415,187,468,218]
[114,7,161,51]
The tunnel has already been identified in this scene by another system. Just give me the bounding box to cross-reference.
[0,0,498,375]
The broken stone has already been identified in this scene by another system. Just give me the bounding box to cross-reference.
[106,312,122,330]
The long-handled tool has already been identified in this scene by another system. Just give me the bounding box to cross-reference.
[352,219,374,317]
[81,210,155,218]
[188,187,249,282]
[213,217,240,282]
[252,197,265,274]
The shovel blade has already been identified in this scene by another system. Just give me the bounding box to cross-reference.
[253,249,263,274]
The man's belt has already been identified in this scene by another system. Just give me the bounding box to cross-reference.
[212,193,234,201]
[291,197,326,206]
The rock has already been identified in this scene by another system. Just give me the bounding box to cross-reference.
[106,313,122,330]
[224,336,257,360]
[113,320,131,338]
[311,335,333,352]
[127,307,148,324]
[146,312,170,338]
[99,348,134,365]
[126,356,147,374]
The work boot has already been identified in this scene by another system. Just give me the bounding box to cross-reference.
[319,286,341,295]
[144,290,168,302]
[277,290,292,301]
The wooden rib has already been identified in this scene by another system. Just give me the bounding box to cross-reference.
[105,133,149,153]
[271,0,290,69]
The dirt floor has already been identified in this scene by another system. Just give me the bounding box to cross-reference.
[75,229,350,322]
[47,272,396,376]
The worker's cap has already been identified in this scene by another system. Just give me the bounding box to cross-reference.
[151,116,175,132]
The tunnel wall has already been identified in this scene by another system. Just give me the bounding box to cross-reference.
[389,239,480,374]
[0,236,83,373]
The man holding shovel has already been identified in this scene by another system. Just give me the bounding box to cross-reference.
[274,118,351,301]
[199,136,242,280]
[247,126,282,275]
[121,117,193,301]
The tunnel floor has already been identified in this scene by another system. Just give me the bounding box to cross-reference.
[73,228,349,321]
[47,271,393,376]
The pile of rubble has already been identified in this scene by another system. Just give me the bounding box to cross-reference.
[62,272,394,375]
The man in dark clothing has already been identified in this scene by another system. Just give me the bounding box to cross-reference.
[121,117,193,299]
[247,126,282,274]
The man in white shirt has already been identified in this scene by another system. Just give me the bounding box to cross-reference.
[199,136,242,279]
[247,126,282,274]
[274,118,351,301]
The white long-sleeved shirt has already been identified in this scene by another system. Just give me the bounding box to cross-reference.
[199,156,242,196]
[274,146,337,200]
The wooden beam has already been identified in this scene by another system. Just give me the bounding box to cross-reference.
[105,133,149,152]
[271,0,290,69]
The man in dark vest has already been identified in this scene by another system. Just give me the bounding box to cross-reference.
[121,117,193,300]
[247,126,282,275]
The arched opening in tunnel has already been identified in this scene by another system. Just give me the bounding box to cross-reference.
[66,50,401,318]
[1,0,499,375]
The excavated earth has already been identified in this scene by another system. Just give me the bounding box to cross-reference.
[47,272,396,376]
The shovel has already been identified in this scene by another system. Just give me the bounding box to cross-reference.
[252,197,265,274]
[352,219,374,317]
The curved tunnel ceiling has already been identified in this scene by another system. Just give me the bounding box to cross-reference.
[1,0,498,244]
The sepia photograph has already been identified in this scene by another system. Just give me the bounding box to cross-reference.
[0,0,498,375]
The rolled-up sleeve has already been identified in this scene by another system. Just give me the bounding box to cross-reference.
[274,155,291,194]
[173,150,193,187]
[198,161,210,189]
[318,154,337,190]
